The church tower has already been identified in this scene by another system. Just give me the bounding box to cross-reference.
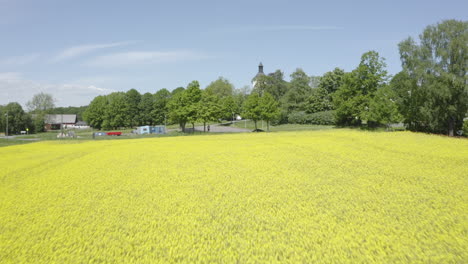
[252,62,265,88]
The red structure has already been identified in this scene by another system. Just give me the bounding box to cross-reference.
[106,132,122,136]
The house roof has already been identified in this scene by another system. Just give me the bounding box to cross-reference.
[45,114,77,124]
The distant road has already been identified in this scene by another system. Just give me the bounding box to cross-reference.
[196,124,250,133]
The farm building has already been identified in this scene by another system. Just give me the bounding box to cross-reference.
[135,125,166,135]
[65,121,90,129]
[44,114,77,130]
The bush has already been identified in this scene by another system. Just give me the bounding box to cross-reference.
[308,111,336,125]
[462,120,468,137]
[287,111,336,125]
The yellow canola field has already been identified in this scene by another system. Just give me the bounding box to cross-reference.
[0,130,467,263]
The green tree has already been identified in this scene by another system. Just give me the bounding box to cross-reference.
[2,102,31,134]
[366,85,402,129]
[220,96,238,121]
[267,70,289,100]
[243,92,262,131]
[306,88,332,114]
[168,81,202,132]
[198,90,222,132]
[333,51,388,126]
[260,92,280,131]
[282,68,312,113]
[252,71,289,101]
[125,89,141,127]
[83,95,108,129]
[104,92,127,129]
[26,92,55,113]
[398,20,468,136]
[138,93,154,125]
[205,77,234,98]
[171,87,185,96]
[319,68,345,94]
[152,89,171,125]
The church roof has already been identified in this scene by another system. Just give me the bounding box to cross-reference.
[253,62,265,80]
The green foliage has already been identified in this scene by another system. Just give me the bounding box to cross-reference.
[220,96,238,121]
[305,88,333,114]
[242,92,262,130]
[398,19,468,136]
[152,89,171,125]
[168,81,202,132]
[205,77,234,98]
[104,92,128,129]
[1,102,32,134]
[138,93,155,125]
[33,113,46,133]
[287,111,335,125]
[365,86,402,127]
[125,89,141,127]
[319,68,345,94]
[26,92,55,113]
[333,51,388,126]
[83,95,108,129]
[253,71,289,101]
[259,92,280,131]
[282,68,312,113]
[462,120,468,137]
[171,87,185,96]
[198,90,222,131]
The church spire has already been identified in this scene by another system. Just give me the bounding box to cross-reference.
[258,62,264,74]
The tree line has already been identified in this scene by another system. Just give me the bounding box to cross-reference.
[83,19,467,136]
[1,20,466,136]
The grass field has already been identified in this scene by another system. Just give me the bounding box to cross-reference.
[0,130,467,263]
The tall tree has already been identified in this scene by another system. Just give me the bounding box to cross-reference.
[171,87,185,96]
[252,71,289,101]
[138,93,155,125]
[260,92,280,132]
[366,85,402,129]
[83,95,108,129]
[152,89,171,125]
[220,96,238,121]
[1,102,31,134]
[282,68,312,113]
[26,92,55,113]
[198,90,222,132]
[205,77,234,98]
[242,92,262,131]
[267,70,289,100]
[168,81,202,132]
[306,87,332,113]
[319,68,345,94]
[398,20,468,136]
[124,89,141,127]
[333,51,388,126]
[103,92,127,129]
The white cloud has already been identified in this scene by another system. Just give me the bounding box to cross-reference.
[84,50,210,67]
[52,41,135,62]
[0,72,115,107]
[0,53,41,66]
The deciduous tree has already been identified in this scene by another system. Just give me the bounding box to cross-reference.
[398,20,468,136]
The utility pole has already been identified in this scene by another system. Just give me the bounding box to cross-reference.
[4,112,8,137]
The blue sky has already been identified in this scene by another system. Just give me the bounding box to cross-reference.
[1,0,467,107]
